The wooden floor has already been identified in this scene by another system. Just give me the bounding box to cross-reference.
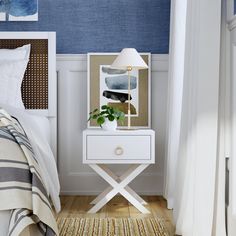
[58,195,175,235]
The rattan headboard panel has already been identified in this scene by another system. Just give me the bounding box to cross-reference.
[0,39,48,109]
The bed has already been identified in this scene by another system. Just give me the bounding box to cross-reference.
[0,32,59,236]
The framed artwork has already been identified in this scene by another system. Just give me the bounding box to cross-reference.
[87,53,151,128]
[0,0,38,21]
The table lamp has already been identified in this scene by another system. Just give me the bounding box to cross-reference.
[111,48,148,129]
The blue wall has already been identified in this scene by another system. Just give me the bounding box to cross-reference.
[0,0,170,54]
[235,0,236,14]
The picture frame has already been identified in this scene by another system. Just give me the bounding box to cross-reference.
[87,53,151,128]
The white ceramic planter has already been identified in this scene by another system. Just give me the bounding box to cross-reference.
[101,118,117,131]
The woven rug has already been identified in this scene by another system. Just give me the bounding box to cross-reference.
[56,217,169,236]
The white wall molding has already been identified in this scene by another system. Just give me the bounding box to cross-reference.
[151,54,169,71]
[57,54,87,72]
[57,54,87,62]
[227,0,235,23]
[57,54,169,195]
[57,54,169,73]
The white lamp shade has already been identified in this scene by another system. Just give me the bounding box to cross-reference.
[111,48,148,70]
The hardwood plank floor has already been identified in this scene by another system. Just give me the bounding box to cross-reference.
[58,195,175,235]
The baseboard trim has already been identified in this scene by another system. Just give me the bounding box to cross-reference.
[59,171,164,195]
[67,171,163,177]
[60,190,163,196]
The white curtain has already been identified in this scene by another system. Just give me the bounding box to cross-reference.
[164,0,226,235]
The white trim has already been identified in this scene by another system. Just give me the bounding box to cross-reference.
[60,190,163,196]
[0,32,53,39]
[48,33,57,117]
[163,0,176,201]
[151,54,169,71]
[148,54,152,128]
[227,0,235,23]
[59,171,164,196]
[57,54,87,62]
[56,54,169,72]
[67,171,162,178]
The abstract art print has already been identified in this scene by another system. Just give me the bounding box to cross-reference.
[0,0,38,21]
[100,65,139,117]
[88,53,151,128]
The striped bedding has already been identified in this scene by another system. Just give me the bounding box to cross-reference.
[0,109,58,236]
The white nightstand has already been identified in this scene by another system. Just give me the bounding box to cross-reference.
[83,129,155,214]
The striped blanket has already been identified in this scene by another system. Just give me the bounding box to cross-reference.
[0,109,58,236]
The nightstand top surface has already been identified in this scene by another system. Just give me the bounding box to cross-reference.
[83,128,155,135]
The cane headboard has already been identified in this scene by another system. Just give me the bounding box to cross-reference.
[0,32,57,158]
[0,32,56,116]
[0,39,48,109]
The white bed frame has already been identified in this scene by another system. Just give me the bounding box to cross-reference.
[0,32,57,160]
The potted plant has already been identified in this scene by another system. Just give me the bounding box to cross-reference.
[88,105,125,131]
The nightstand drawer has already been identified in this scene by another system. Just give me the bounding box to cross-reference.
[86,135,151,161]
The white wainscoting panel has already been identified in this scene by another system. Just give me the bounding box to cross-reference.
[57,54,169,195]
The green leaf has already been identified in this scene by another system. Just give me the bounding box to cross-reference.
[97,116,105,125]
[100,111,107,115]
[108,115,115,121]
[92,114,98,119]
[88,105,124,124]
[101,105,108,110]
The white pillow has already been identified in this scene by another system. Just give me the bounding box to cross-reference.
[0,60,29,109]
[0,44,31,62]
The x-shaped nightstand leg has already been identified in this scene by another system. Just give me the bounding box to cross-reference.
[90,168,148,206]
[88,164,150,214]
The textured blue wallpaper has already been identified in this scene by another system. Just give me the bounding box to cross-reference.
[235,0,236,14]
[0,0,170,54]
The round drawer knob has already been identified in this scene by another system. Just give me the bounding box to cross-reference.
[114,146,124,156]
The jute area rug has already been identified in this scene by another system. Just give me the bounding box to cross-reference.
[56,217,169,236]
